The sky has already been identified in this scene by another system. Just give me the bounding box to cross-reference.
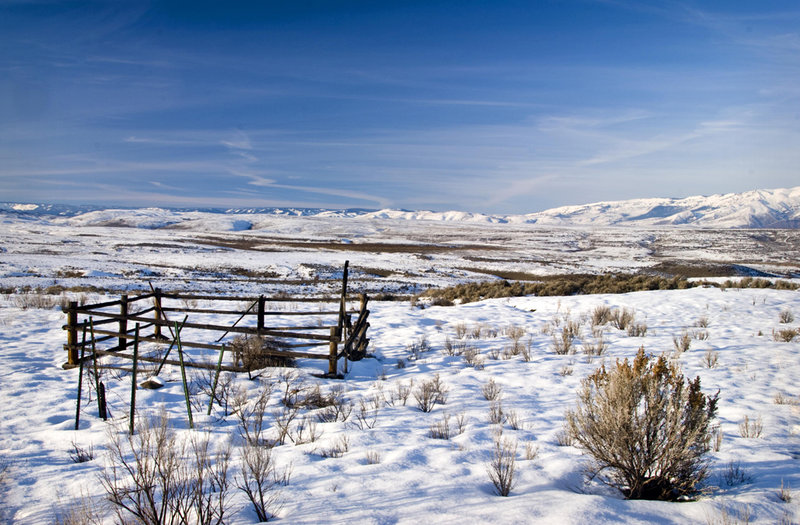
[1,0,799,214]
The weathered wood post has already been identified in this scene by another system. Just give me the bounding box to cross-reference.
[328,326,338,377]
[153,288,164,339]
[257,295,265,333]
[336,261,349,339]
[64,301,79,366]
[119,294,129,351]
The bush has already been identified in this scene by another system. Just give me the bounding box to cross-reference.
[230,335,294,375]
[565,347,718,500]
[774,328,798,342]
[100,413,231,525]
[487,436,517,496]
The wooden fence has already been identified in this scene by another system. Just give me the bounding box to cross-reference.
[62,262,370,378]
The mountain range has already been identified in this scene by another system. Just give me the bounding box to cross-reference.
[3,186,799,229]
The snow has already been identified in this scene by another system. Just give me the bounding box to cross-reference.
[0,202,800,524]
[1,286,799,524]
[1,197,800,524]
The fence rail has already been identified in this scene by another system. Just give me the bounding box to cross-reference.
[62,261,370,377]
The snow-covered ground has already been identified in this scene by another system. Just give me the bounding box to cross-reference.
[1,209,800,524]
[1,283,799,523]
[1,208,799,299]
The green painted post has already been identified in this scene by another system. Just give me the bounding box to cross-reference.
[129,324,139,435]
[175,321,194,429]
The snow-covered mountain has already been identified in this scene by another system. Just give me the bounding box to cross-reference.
[362,187,800,228]
[3,186,800,228]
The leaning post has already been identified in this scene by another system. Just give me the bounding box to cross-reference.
[119,294,129,352]
[153,288,164,339]
[328,326,338,377]
[257,295,265,333]
[336,261,349,339]
[64,301,79,366]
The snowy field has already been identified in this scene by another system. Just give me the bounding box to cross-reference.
[2,208,799,298]
[1,210,800,524]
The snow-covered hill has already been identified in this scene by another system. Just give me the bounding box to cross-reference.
[519,187,800,228]
[3,186,800,228]
[362,187,800,228]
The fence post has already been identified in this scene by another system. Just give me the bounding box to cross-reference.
[65,301,79,366]
[336,261,349,339]
[129,324,139,435]
[257,295,265,333]
[119,294,129,352]
[153,288,163,339]
[328,326,338,377]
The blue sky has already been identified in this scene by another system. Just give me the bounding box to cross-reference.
[1,1,799,213]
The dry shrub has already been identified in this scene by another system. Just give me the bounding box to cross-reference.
[582,337,606,356]
[365,450,381,465]
[428,413,452,439]
[610,308,635,330]
[779,309,794,324]
[414,374,448,412]
[551,329,575,355]
[591,305,613,326]
[778,479,792,503]
[230,335,294,373]
[504,324,526,342]
[738,415,763,438]
[565,347,718,500]
[16,290,61,309]
[721,461,753,487]
[481,378,502,401]
[234,382,274,447]
[673,330,691,353]
[487,436,517,496]
[489,400,504,424]
[54,492,104,525]
[702,349,719,369]
[237,443,288,522]
[318,434,349,458]
[100,413,231,525]
[773,328,798,342]
[626,323,648,337]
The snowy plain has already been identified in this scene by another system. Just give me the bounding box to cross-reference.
[1,207,799,524]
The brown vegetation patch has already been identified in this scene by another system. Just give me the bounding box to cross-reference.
[420,274,695,304]
[650,261,741,278]
[459,267,546,281]
[194,235,501,255]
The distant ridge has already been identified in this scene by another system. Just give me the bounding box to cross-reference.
[3,186,800,229]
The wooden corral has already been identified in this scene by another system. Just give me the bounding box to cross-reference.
[62,262,370,378]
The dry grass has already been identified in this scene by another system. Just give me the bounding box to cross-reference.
[738,415,763,438]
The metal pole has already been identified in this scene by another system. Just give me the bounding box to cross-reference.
[176,321,194,429]
[129,324,139,435]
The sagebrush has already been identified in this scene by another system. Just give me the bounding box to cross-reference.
[565,347,718,500]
